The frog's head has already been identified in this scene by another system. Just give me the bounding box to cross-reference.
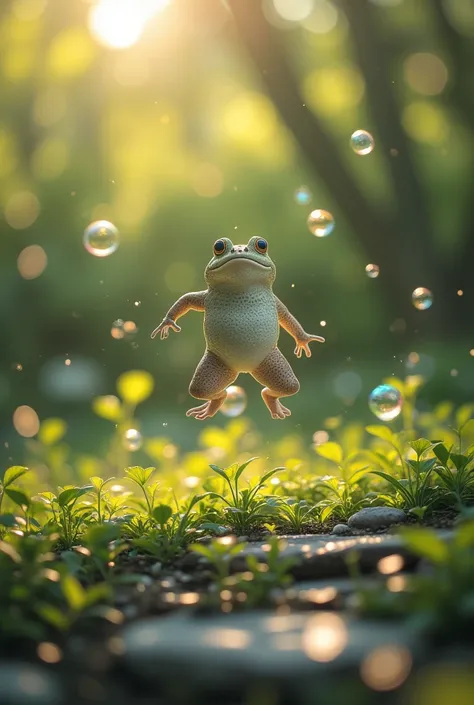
[205,237,276,288]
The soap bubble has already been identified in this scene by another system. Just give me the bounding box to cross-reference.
[122,428,142,451]
[412,287,433,310]
[350,130,375,155]
[369,384,402,421]
[221,385,247,417]
[365,263,380,278]
[111,319,137,340]
[83,220,119,257]
[294,186,312,205]
[307,209,335,237]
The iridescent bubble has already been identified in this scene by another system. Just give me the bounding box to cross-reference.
[412,287,433,310]
[350,130,375,155]
[365,263,380,278]
[122,428,142,451]
[221,385,247,417]
[294,186,312,206]
[368,384,402,421]
[83,220,119,257]
[307,209,335,237]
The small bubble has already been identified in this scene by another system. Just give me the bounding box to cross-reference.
[14,363,23,371]
[294,186,312,206]
[163,422,168,427]
[365,263,380,278]
[291,283,295,288]
[368,384,402,421]
[83,220,119,257]
[457,289,464,296]
[320,320,326,327]
[134,301,141,307]
[221,385,247,417]
[350,130,375,155]
[65,358,71,366]
[307,209,334,238]
[122,428,142,451]
[412,287,433,310]
[111,319,125,340]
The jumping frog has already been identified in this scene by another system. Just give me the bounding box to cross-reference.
[151,237,325,420]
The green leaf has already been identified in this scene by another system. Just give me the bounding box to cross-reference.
[1,466,29,488]
[456,404,474,428]
[117,370,154,406]
[189,543,213,559]
[57,486,93,508]
[209,464,229,480]
[434,401,453,423]
[234,457,258,485]
[5,488,30,509]
[408,438,432,458]
[125,466,156,487]
[454,522,474,549]
[316,442,343,464]
[36,604,69,631]
[349,467,369,486]
[153,504,173,526]
[84,523,121,547]
[433,443,450,465]
[370,471,412,502]
[408,506,428,521]
[0,513,17,527]
[38,418,67,446]
[92,395,122,422]
[61,574,86,611]
[366,425,395,443]
[320,504,336,523]
[399,527,448,564]
[0,541,21,562]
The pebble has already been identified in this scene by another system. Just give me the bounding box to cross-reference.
[331,524,352,536]
[348,507,407,530]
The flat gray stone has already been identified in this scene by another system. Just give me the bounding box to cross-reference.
[0,663,62,705]
[120,610,422,691]
[348,507,407,530]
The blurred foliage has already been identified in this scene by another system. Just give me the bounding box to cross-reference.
[2,0,474,463]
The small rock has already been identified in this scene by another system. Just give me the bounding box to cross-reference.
[348,507,407,530]
[331,524,351,536]
[150,562,162,577]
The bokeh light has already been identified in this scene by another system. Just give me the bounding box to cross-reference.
[403,53,449,96]
[302,613,347,662]
[273,0,314,22]
[13,405,40,437]
[17,245,47,280]
[360,645,412,691]
[4,191,40,229]
[88,0,170,50]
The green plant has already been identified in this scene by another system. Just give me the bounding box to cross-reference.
[207,458,282,534]
[38,485,94,549]
[432,442,474,509]
[125,466,160,518]
[190,537,247,584]
[276,498,318,532]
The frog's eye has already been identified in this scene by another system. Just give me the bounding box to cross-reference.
[255,238,268,254]
[213,239,226,256]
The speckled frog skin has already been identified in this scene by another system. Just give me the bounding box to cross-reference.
[151,237,325,420]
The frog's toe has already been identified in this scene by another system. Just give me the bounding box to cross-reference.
[186,397,225,420]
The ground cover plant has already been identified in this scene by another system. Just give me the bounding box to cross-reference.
[2,370,474,651]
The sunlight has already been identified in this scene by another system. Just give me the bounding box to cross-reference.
[88,0,170,50]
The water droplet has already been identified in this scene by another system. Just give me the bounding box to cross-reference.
[365,263,380,278]
[368,384,402,421]
[307,210,334,238]
[221,385,247,417]
[350,130,375,155]
[83,220,119,257]
[122,428,142,451]
[412,287,433,310]
[294,186,312,205]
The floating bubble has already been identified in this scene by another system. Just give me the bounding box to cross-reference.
[111,319,137,340]
[122,428,142,451]
[412,287,433,310]
[294,186,312,205]
[369,384,402,421]
[83,220,119,257]
[365,263,380,278]
[350,130,375,155]
[307,209,335,237]
[221,385,247,417]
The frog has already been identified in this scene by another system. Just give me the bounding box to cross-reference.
[151,236,325,420]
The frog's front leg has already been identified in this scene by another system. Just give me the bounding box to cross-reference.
[187,350,237,420]
[251,348,300,420]
[151,291,207,340]
[275,296,325,357]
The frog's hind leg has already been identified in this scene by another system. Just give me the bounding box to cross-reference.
[251,348,300,420]
[187,350,237,420]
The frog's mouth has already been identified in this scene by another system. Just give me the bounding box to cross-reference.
[211,256,272,271]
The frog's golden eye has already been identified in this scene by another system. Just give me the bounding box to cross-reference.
[255,238,268,254]
[213,239,226,256]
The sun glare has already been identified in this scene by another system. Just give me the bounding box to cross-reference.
[88,0,170,50]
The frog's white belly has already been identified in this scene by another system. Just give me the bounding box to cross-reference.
[204,288,279,372]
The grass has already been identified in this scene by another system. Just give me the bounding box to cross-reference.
[2,370,474,645]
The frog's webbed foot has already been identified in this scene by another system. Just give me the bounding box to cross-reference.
[251,348,300,421]
[261,391,292,420]
[186,397,226,420]
[187,350,237,421]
